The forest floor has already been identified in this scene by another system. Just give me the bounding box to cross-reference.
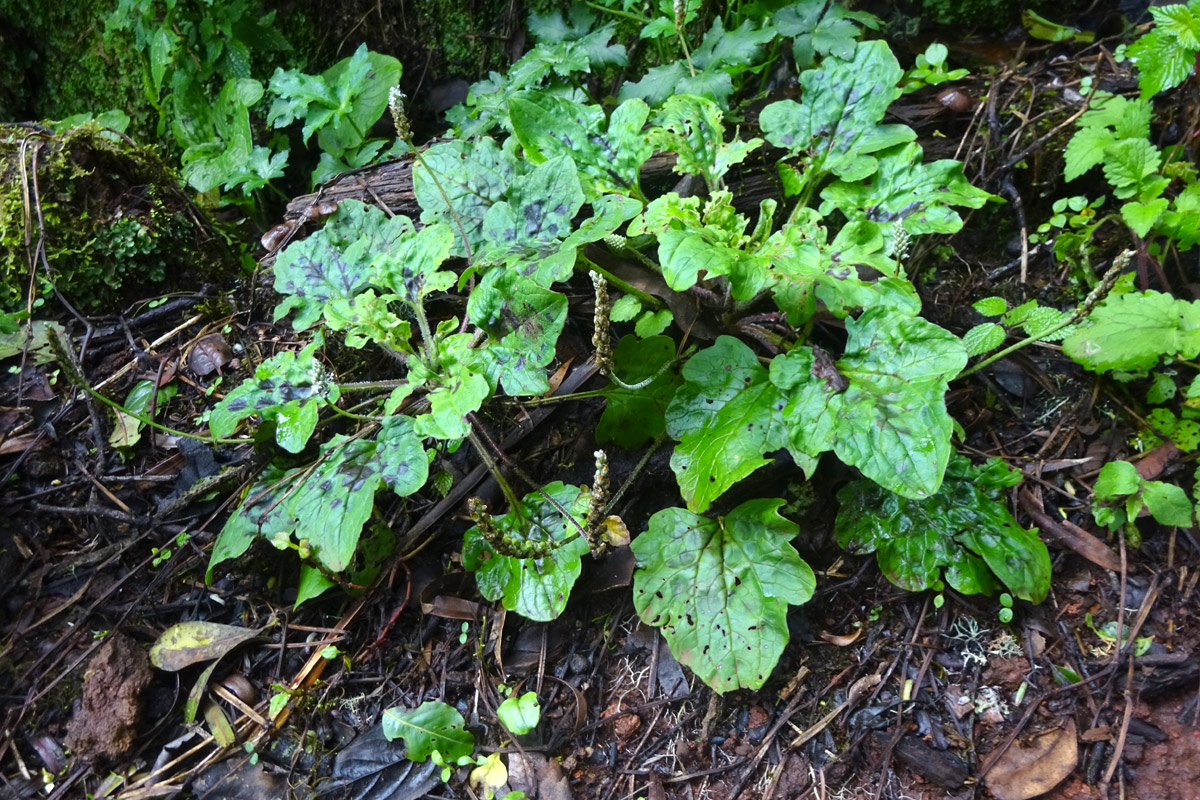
[3,4,1200,800]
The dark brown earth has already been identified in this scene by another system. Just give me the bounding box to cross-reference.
[4,3,1200,800]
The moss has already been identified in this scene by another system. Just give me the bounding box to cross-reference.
[919,0,1016,27]
[0,124,230,313]
[0,1,154,139]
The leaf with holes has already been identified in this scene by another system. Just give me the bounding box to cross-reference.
[467,270,568,395]
[666,336,799,513]
[836,456,1049,601]
[771,308,967,499]
[461,482,590,621]
[632,499,815,692]
[382,701,475,762]
[209,337,337,453]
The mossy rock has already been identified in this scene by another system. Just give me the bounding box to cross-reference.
[0,123,231,313]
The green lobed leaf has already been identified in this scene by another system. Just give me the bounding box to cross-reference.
[180,78,265,193]
[648,95,762,189]
[632,499,815,692]
[759,41,915,194]
[414,332,492,441]
[509,92,652,198]
[618,18,773,108]
[209,338,337,452]
[658,229,771,301]
[1102,138,1161,199]
[666,337,794,513]
[527,4,628,68]
[836,456,1050,602]
[1121,197,1169,237]
[597,335,682,448]
[382,701,475,762]
[461,483,590,621]
[1062,92,1153,181]
[773,0,880,68]
[771,309,967,498]
[770,221,916,324]
[819,142,994,239]
[1126,4,1200,98]
[317,46,402,158]
[1063,291,1200,374]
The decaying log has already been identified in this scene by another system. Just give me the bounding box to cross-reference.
[281,146,790,227]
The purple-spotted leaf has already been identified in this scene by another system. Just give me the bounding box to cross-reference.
[665,337,794,513]
[649,94,762,189]
[273,200,415,330]
[466,270,568,395]
[771,308,966,499]
[415,137,519,257]
[376,222,457,305]
[209,337,337,452]
[382,701,475,763]
[375,415,429,497]
[509,92,653,198]
[481,155,585,286]
[819,142,994,238]
[289,436,383,572]
[461,482,590,621]
[207,464,293,582]
[632,499,814,692]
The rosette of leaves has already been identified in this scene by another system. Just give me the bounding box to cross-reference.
[835,456,1051,603]
[760,40,991,236]
[1091,460,1193,536]
[268,44,404,185]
